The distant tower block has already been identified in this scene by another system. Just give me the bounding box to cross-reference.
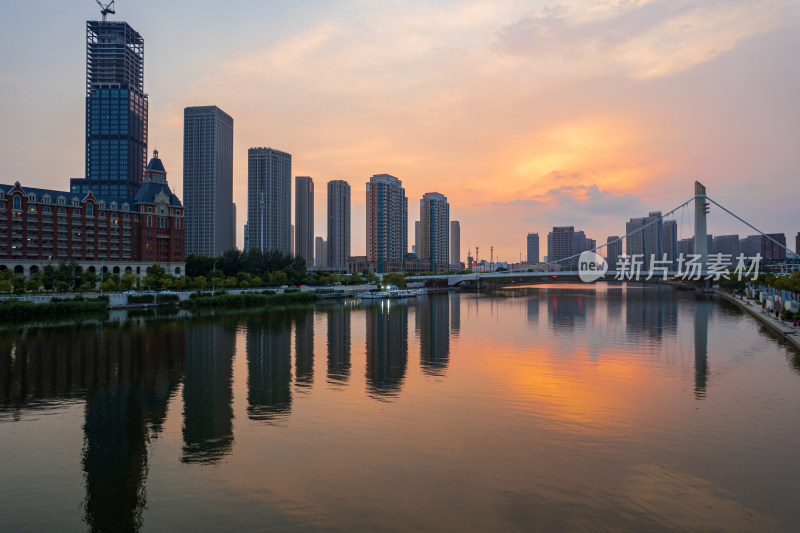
[694,181,708,272]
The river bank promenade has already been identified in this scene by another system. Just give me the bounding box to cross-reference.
[715,290,800,352]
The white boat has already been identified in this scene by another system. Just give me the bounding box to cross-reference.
[358,291,390,299]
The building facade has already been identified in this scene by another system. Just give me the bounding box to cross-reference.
[761,233,787,262]
[72,20,148,199]
[548,226,576,269]
[315,237,327,269]
[713,235,740,258]
[1,151,185,276]
[327,180,350,270]
[183,106,234,257]
[450,221,461,269]
[606,236,622,271]
[294,176,314,265]
[663,220,678,267]
[526,232,539,264]
[247,148,291,254]
[366,174,407,273]
[419,193,449,272]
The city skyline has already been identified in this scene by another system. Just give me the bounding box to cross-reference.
[1,2,798,262]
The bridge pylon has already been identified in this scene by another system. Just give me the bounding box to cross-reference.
[694,181,708,273]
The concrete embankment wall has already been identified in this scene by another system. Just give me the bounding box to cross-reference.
[715,291,800,352]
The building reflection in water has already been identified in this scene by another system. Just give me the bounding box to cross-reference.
[527,295,540,327]
[694,299,711,399]
[294,312,314,389]
[246,312,292,423]
[625,285,678,342]
[182,316,236,464]
[417,295,450,376]
[449,292,461,335]
[326,308,351,384]
[547,289,591,331]
[0,320,186,532]
[365,301,408,399]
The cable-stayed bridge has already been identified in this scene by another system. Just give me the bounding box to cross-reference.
[408,181,796,288]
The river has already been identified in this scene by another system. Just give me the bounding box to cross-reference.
[1,284,799,531]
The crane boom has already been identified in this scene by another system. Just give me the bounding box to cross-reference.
[95,0,115,21]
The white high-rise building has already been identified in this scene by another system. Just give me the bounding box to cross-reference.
[450,221,461,268]
[366,174,407,273]
[184,106,235,256]
[327,180,350,270]
[420,192,450,272]
[295,176,314,265]
[247,148,291,254]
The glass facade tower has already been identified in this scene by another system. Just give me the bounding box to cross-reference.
[71,21,148,199]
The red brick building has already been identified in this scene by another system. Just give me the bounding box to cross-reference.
[0,150,185,277]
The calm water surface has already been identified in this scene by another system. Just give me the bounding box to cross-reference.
[2,285,800,532]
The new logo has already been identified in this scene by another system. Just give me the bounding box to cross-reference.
[578,251,608,282]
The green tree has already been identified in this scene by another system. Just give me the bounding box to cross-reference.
[382,272,407,288]
[120,273,137,291]
[143,264,168,290]
[25,273,43,293]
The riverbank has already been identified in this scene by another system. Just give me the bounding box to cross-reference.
[715,290,800,352]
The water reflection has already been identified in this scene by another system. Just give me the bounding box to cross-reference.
[246,313,292,423]
[694,299,711,399]
[365,301,408,399]
[625,286,678,342]
[326,308,351,384]
[182,316,236,464]
[2,287,797,531]
[417,295,450,376]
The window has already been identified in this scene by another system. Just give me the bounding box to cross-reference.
[42,194,51,204]
[13,196,21,210]
[87,204,93,217]
[122,202,129,211]
[58,207,66,214]
[57,196,66,205]
[73,209,80,216]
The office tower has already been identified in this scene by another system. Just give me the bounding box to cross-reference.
[586,238,596,252]
[678,238,694,257]
[327,180,350,270]
[183,106,234,256]
[72,20,148,199]
[414,221,420,256]
[526,233,539,264]
[315,237,328,268]
[451,221,461,268]
[644,211,663,260]
[741,235,761,257]
[663,220,678,267]
[419,193,450,272]
[606,236,622,271]
[625,217,646,257]
[366,174,407,273]
[713,235,740,257]
[295,176,314,265]
[247,148,291,254]
[549,226,575,269]
[291,225,295,255]
[796,232,800,257]
[573,230,587,256]
[243,224,249,252]
[761,233,787,262]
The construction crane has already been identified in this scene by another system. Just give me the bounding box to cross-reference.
[96,0,115,21]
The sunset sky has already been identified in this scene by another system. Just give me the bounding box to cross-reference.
[1,0,798,261]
